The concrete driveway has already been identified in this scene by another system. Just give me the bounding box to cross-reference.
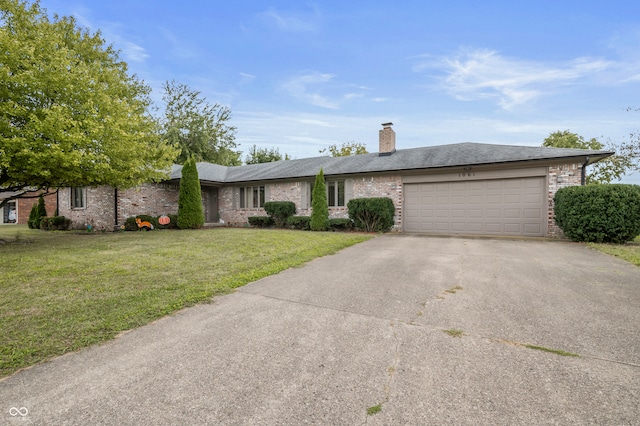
[2,235,639,425]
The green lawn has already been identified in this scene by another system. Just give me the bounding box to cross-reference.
[0,226,372,378]
[588,235,640,267]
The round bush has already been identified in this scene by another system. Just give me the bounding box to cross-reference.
[554,184,640,243]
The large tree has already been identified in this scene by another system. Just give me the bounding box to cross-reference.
[161,80,240,165]
[0,0,177,209]
[319,141,368,157]
[245,145,290,164]
[542,130,633,184]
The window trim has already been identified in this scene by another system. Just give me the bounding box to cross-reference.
[310,179,346,207]
[239,185,265,209]
[71,187,86,209]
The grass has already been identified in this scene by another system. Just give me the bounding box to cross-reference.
[523,344,579,357]
[366,404,382,415]
[0,226,372,378]
[443,329,464,338]
[587,235,640,267]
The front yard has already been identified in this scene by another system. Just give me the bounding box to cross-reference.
[588,235,640,267]
[0,226,371,378]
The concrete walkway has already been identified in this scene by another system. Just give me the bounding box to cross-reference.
[2,235,639,425]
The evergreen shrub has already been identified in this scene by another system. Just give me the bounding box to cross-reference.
[287,216,310,230]
[347,197,395,232]
[28,195,48,229]
[263,201,296,228]
[554,184,640,243]
[327,218,353,231]
[248,216,273,228]
[310,169,328,231]
[39,216,71,230]
[177,157,205,229]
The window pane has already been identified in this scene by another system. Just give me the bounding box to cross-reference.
[252,187,258,208]
[259,186,265,207]
[72,187,84,208]
[338,181,345,206]
[328,182,335,207]
[240,188,246,208]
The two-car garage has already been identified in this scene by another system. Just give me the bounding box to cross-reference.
[403,171,547,237]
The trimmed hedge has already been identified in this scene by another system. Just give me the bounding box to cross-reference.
[554,184,640,243]
[39,216,71,231]
[287,216,310,230]
[248,216,273,228]
[327,218,353,231]
[347,197,395,232]
[264,201,296,228]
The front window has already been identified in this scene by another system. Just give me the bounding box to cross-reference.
[2,201,17,223]
[71,187,85,209]
[240,186,265,208]
[328,181,345,207]
[310,180,346,207]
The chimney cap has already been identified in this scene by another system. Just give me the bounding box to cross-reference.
[381,122,393,127]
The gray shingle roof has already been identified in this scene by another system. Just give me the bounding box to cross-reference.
[170,142,613,184]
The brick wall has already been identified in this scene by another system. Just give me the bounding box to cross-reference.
[351,175,403,231]
[14,191,58,225]
[117,184,179,223]
[59,186,116,230]
[219,176,403,230]
[58,184,180,230]
[547,163,583,238]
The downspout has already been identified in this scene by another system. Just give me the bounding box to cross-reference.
[581,156,590,186]
[114,188,118,227]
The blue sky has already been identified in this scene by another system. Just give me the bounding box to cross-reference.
[38,0,640,182]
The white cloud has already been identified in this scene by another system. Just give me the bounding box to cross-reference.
[281,72,376,109]
[261,6,319,32]
[282,72,340,109]
[120,41,149,63]
[238,72,256,85]
[416,49,613,110]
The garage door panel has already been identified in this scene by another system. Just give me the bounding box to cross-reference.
[404,177,546,237]
[524,208,542,219]
[504,208,521,218]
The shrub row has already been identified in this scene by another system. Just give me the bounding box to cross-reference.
[39,216,71,231]
[248,197,395,232]
[554,184,640,243]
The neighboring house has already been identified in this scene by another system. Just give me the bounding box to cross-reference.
[58,123,613,237]
[0,190,58,225]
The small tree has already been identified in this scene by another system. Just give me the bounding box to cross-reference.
[310,169,328,231]
[264,201,296,228]
[177,157,205,229]
[28,195,47,229]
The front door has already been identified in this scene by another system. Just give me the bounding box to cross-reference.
[203,187,219,223]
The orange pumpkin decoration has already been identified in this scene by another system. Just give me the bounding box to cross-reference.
[158,215,170,225]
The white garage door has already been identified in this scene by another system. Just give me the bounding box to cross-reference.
[404,177,546,237]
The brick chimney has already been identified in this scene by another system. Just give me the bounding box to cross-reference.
[379,122,396,156]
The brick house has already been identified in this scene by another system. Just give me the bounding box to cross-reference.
[57,123,613,237]
[0,190,58,225]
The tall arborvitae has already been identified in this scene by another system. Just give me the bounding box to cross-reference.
[177,156,205,229]
[310,169,328,231]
